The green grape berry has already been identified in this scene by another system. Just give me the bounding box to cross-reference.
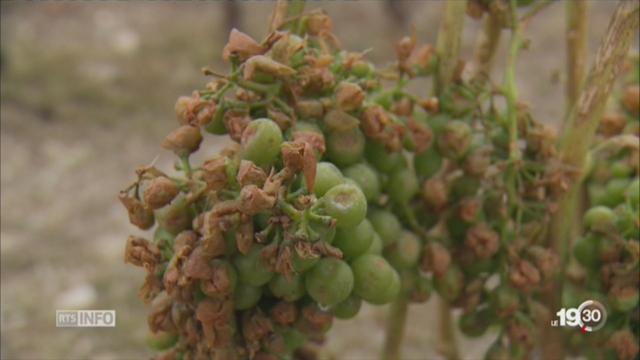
[386,167,419,204]
[437,120,472,159]
[321,183,367,228]
[490,285,520,318]
[240,118,283,168]
[332,294,362,319]
[414,146,443,179]
[368,209,402,247]
[145,331,178,351]
[365,140,405,173]
[312,162,345,197]
[604,178,631,206]
[234,283,263,310]
[573,234,601,268]
[333,218,375,260]
[269,274,306,302]
[155,194,192,235]
[458,308,492,337]
[384,231,421,269]
[342,162,381,202]
[305,258,354,306]
[233,244,274,286]
[365,233,384,255]
[583,206,617,232]
[292,252,320,273]
[326,128,366,167]
[351,254,401,305]
[434,265,464,302]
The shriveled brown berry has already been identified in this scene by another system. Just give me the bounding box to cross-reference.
[224,109,251,142]
[222,29,265,62]
[244,55,295,81]
[527,246,559,280]
[409,45,435,73]
[119,192,155,229]
[622,84,639,114]
[162,125,202,157]
[406,117,433,153]
[125,236,161,268]
[459,197,481,223]
[361,105,405,151]
[239,185,276,216]
[422,178,448,209]
[391,97,413,117]
[270,301,298,326]
[242,309,274,343]
[295,99,325,119]
[465,223,499,260]
[335,82,365,112]
[421,242,451,277]
[509,260,541,292]
[324,109,359,132]
[148,291,174,333]
[306,12,332,35]
[599,112,627,137]
[463,145,493,177]
[395,32,416,64]
[201,157,229,192]
[237,160,267,187]
[418,97,439,113]
[144,177,179,210]
[174,96,194,125]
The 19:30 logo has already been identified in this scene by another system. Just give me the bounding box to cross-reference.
[550,300,607,333]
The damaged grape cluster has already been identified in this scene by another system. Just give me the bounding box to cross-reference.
[567,57,639,360]
[119,3,639,360]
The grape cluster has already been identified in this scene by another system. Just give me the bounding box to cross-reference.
[119,3,591,359]
[120,11,412,359]
[568,57,639,360]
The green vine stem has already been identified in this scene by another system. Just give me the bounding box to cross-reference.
[471,12,502,84]
[434,0,468,95]
[381,297,409,360]
[542,2,640,359]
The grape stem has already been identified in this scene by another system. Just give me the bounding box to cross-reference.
[381,296,409,360]
[179,155,193,179]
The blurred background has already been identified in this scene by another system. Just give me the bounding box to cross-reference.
[0,1,622,359]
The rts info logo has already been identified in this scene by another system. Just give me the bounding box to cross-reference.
[550,300,607,333]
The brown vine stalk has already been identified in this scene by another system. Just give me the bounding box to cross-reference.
[542,2,640,359]
[565,0,590,116]
[471,11,502,84]
[435,0,468,96]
